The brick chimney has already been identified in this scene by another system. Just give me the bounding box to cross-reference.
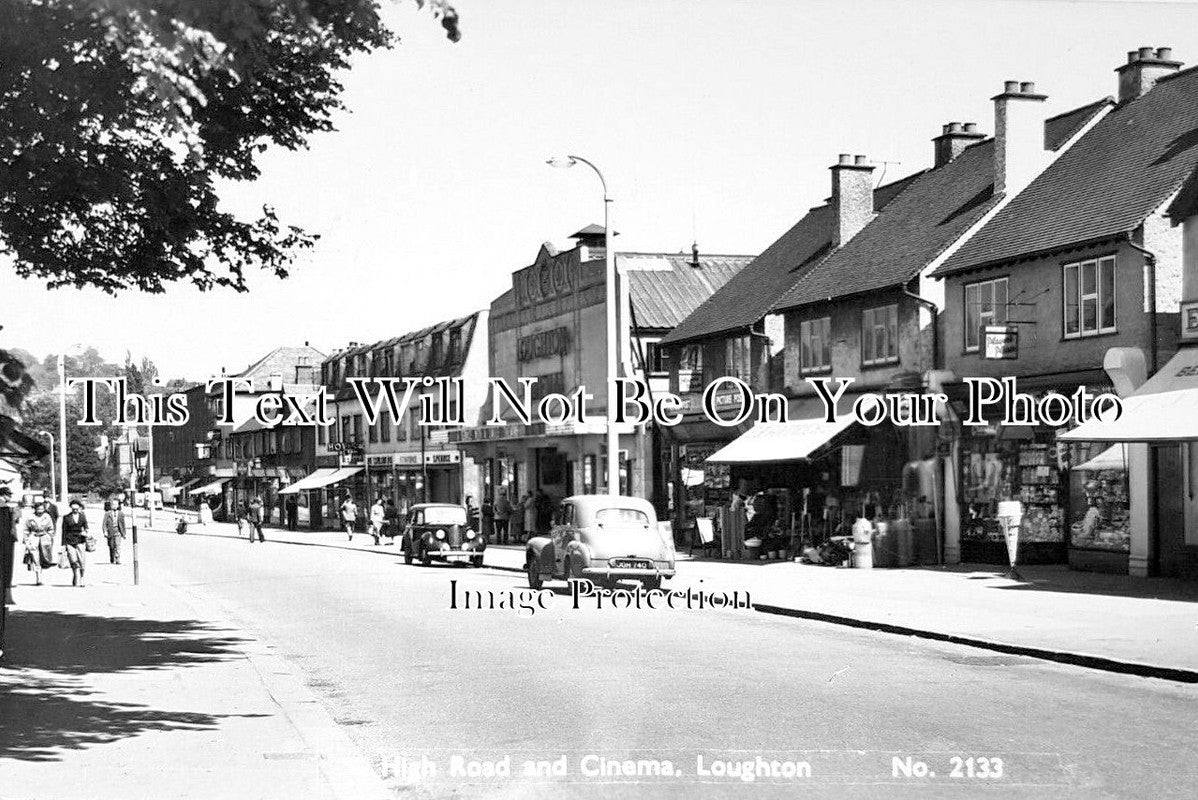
[993,80,1048,197]
[933,122,986,168]
[1116,47,1182,103]
[830,154,875,247]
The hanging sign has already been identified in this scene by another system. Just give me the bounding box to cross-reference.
[981,325,1019,360]
[1181,300,1198,341]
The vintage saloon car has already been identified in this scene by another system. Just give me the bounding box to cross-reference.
[526,495,676,590]
[401,503,486,567]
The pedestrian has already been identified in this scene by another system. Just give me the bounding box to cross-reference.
[236,502,251,539]
[45,496,59,530]
[369,496,385,546]
[22,500,54,586]
[508,493,525,544]
[522,491,536,538]
[102,499,126,564]
[481,495,494,541]
[383,498,399,543]
[340,493,358,542]
[61,498,90,587]
[534,490,552,535]
[494,489,512,544]
[286,495,299,531]
[465,495,479,530]
[248,495,266,543]
[198,497,213,529]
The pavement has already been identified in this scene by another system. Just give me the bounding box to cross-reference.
[137,506,1198,680]
[0,508,391,800]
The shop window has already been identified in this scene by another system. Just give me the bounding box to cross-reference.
[862,304,899,366]
[679,344,703,393]
[1063,256,1116,338]
[725,336,752,383]
[964,277,1008,352]
[799,317,831,373]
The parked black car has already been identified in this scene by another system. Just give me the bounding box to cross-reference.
[401,503,486,567]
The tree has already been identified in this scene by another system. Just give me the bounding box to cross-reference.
[0,0,461,295]
[21,391,111,495]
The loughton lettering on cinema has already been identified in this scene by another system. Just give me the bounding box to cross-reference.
[67,374,1122,430]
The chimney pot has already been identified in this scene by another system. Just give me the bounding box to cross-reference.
[1004,80,1020,93]
[1020,81,1036,94]
[964,122,979,133]
[1117,45,1183,102]
[948,121,964,133]
[854,154,869,166]
[933,120,986,167]
[838,153,853,166]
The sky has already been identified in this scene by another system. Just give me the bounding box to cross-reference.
[3,0,1198,380]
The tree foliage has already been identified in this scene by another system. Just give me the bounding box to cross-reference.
[0,0,460,294]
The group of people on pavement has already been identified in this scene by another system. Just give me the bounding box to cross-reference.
[466,488,554,545]
[340,493,401,546]
[5,492,130,588]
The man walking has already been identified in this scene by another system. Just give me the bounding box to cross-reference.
[340,493,358,542]
[494,489,512,545]
[248,495,266,543]
[102,499,126,564]
[286,495,299,531]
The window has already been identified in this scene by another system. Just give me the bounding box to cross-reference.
[679,345,703,392]
[368,416,379,443]
[725,336,752,382]
[799,317,832,372]
[448,329,462,363]
[964,277,1009,351]
[862,304,899,366]
[352,414,363,443]
[1063,257,1116,338]
[642,341,665,374]
[318,425,326,446]
[381,410,391,443]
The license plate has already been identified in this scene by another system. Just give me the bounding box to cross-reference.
[611,559,651,569]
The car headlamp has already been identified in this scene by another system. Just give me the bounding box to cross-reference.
[435,529,446,540]
[466,530,476,540]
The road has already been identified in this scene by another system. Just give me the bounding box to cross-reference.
[140,528,1198,799]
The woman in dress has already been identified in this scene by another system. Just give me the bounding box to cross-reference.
[23,500,55,586]
[61,498,90,587]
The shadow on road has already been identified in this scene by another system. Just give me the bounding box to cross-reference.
[0,610,263,762]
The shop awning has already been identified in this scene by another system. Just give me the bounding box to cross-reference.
[191,477,231,495]
[177,478,203,491]
[278,467,363,495]
[1075,444,1129,472]
[705,415,858,464]
[1061,347,1198,443]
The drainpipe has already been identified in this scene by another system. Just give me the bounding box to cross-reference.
[1126,235,1159,374]
[902,285,940,370]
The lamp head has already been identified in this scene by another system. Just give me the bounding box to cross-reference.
[546,156,577,169]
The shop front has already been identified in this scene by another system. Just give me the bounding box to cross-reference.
[365,449,463,510]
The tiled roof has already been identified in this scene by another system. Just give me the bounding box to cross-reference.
[234,345,326,380]
[659,173,922,347]
[625,253,754,330]
[773,140,1000,310]
[935,67,1198,277]
[1044,97,1113,151]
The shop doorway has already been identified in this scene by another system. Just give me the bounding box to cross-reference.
[1154,444,1186,577]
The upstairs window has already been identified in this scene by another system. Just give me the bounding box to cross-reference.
[862,304,899,366]
[679,345,703,392]
[642,341,665,375]
[799,317,832,373]
[964,277,1009,352]
[1063,256,1116,338]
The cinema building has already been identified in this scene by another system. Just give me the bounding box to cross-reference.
[448,226,750,520]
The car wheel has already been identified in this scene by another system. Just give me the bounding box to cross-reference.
[527,558,543,590]
[642,576,662,591]
[471,555,483,568]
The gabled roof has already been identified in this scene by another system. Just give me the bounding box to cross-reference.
[773,140,999,310]
[1166,163,1198,222]
[624,253,754,330]
[234,345,326,380]
[935,67,1198,277]
[659,173,921,347]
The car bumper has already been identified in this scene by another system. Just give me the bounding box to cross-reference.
[579,567,675,580]
[429,547,484,559]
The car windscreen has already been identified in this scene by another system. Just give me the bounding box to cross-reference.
[422,506,467,526]
[595,508,651,528]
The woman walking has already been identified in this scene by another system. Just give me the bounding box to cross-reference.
[22,500,55,586]
[61,498,90,587]
[369,496,385,546]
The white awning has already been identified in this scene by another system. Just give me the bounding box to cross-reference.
[1074,444,1129,472]
[705,415,858,464]
[1061,347,1198,443]
[191,477,231,495]
[278,467,363,495]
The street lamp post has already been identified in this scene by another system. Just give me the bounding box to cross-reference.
[56,354,67,505]
[547,155,620,496]
[39,431,55,500]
